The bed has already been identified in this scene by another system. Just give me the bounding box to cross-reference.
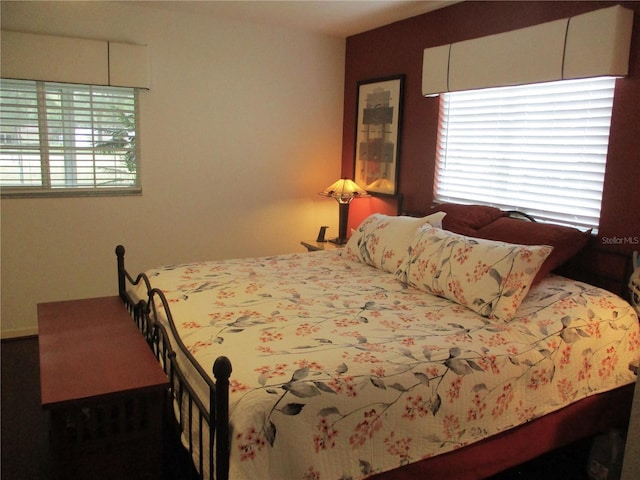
[116,204,640,480]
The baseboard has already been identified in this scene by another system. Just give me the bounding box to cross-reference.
[1,327,38,340]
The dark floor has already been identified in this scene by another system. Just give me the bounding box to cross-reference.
[2,336,595,480]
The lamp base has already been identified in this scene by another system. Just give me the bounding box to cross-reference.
[328,237,348,245]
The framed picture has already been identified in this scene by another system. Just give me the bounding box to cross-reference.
[354,75,404,196]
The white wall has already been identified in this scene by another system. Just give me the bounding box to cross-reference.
[0,1,345,337]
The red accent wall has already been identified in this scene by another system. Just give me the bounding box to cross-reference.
[343,1,640,251]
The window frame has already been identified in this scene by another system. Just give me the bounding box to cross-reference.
[433,77,617,231]
[0,79,141,198]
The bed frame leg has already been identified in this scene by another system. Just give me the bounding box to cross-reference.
[214,356,232,480]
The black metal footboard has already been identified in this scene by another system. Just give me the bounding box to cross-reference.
[115,245,231,480]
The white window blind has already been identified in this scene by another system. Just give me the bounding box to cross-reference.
[434,77,616,230]
[0,79,139,196]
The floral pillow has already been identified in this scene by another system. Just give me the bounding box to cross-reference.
[345,212,446,273]
[396,226,553,321]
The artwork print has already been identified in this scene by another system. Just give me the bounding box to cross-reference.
[354,75,404,196]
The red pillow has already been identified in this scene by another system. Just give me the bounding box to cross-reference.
[429,203,504,236]
[476,217,591,283]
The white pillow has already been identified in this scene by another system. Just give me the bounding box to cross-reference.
[396,226,553,321]
[345,212,446,273]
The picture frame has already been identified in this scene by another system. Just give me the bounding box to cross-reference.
[354,75,404,196]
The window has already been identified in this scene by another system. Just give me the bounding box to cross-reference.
[0,79,139,196]
[434,77,616,230]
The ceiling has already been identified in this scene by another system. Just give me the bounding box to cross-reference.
[134,1,459,38]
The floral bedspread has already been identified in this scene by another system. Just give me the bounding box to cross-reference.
[135,250,640,480]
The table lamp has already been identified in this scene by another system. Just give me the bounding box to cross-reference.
[319,178,370,244]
